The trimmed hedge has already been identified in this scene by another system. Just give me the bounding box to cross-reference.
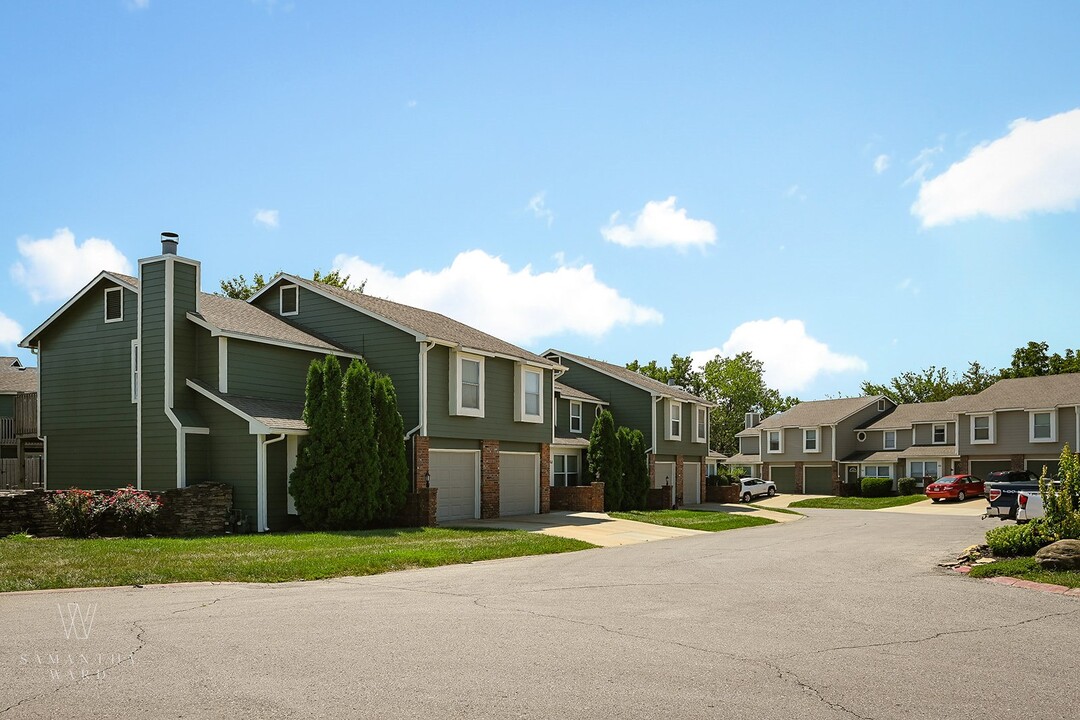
[985,520,1058,557]
[860,477,893,498]
[897,477,917,496]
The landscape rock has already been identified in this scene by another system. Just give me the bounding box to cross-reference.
[1034,539,1080,570]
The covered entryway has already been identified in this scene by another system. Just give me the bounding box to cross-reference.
[499,452,539,517]
[970,460,1011,479]
[654,461,676,506]
[429,450,480,522]
[683,462,701,504]
[770,466,796,493]
[804,466,833,495]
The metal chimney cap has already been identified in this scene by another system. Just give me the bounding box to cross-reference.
[160,232,179,255]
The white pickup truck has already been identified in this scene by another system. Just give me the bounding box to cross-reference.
[1016,490,1044,523]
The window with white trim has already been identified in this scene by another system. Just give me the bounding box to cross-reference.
[1030,410,1056,442]
[552,454,580,487]
[449,351,484,417]
[803,428,819,453]
[695,406,707,443]
[666,400,682,440]
[863,465,891,478]
[932,424,947,444]
[569,401,582,433]
[767,430,783,453]
[877,399,887,412]
[130,340,140,403]
[908,460,938,479]
[515,365,543,423]
[280,284,299,316]
[104,287,123,323]
[971,414,993,443]
[883,431,896,450]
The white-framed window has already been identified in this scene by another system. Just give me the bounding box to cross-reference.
[449,351,484,417]
[803,427,819,453]
[515,364,543,423]
[863,465,891,478]
[666,400,682,440]
[104,287,123,323]
[767,430,783,453]
[883,431,896,450]
[856,431,867,442]
[971,414,994,443]
[877,399,887,412]
[1030,410,1056,442]
[932,424,947,444]
[569,401,583,433]
[280,284,299,316]
[552,454,580,487]
[908,460,939,479]
[694,406,708,443]
[130,339,140,403]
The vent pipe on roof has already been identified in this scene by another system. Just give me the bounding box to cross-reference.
[161,232,179,255]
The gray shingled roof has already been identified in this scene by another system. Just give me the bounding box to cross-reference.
[548,349,710,405]
[191,380,307,431]
[724,452,761,465]
[841,450,902,464]
[901,445,959,458]
[0,358,37,394]
[951,373,1080,413]
[290,277,556,367]
[554,381,606,405]
[117,276,347,353]
[552,436,590,448]
[737,396,885,436]
[857,397,968,430]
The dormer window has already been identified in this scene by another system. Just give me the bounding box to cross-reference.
[280,284,299,316]
[450,350,484,417]
[515,364,543,423]
[104,287,123,323]
[569,401,582,433]
[877,399,887,412]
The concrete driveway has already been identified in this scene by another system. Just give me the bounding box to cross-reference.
[3,511,1077,719]
[876,496,990,517]
[448,511,705,547]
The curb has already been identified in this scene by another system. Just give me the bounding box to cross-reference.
[954,565,1080,597]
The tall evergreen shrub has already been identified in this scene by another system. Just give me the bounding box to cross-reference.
[338,358,380,528]
[290,357,334,527]
[589,409,623,511]
[373,374,410,520]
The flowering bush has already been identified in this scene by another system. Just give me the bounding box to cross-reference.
[102,486,162,537]
[48,490,106,538]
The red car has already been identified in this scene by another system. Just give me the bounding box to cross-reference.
[925,474,984,502]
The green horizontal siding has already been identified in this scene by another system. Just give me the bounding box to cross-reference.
[554,396,601,439]
[194,328,219,387]
[227,338,321,402]
[195,394,258,525]
[38,279,137,489]
[425,346,553,444]
[654,400,709,461]
[251,281,420,430]
[554,358,655,443]
[140,260,176,490]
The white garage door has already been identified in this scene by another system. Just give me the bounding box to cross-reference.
[500,452,539,517]
[429,451,479,522]
[683,462,701,505]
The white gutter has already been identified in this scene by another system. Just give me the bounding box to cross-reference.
[647,394,661,454]
[406,341,435,440]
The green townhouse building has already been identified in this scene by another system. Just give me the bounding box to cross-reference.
[543,349,714,506]
[20,234,562,530]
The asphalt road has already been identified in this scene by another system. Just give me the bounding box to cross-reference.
[2,510,1078,719]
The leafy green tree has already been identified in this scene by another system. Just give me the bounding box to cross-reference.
[860,361,999,404]
[337,358,380,528]
[699,352,798,456]
[617,426,650,510]
[1002,341,1080,378]
[1040,443,1080,539]
[373,373,410,521]
[588,409,623,511]
[218,269,365,300]
[290,358,335,527]
[627,354,705,397]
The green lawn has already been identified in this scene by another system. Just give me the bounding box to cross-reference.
[610,509,775,532]
[967,557,1080,588]
[788,495,929,510]
[0,528,593,593]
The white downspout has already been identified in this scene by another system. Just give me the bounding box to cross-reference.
[405,341,435,440]
[258,433,287,532]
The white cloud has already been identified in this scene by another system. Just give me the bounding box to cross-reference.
[127,0,149,9]
[690,318,867,394]
[912,109,1080,227]
[253,209,280,229]
[904,145,941,187]
[527,192,554,228]
[897,277,920,295]
[0,311,22,347]
[332,250,662,345]
[601,196,716,250]
[10,228,133,303]
[873,154,890,174]
[785,184,806,201]
[406,99,418,109]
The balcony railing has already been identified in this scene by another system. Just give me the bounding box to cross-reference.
[15,392,37,437]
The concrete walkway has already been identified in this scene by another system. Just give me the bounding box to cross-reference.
[448,511,706,547]
[685,502,803,523]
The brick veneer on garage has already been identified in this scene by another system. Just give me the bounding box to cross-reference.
[539,443,551,513]
[480,440,500,519]
[675,455,685,505]
[413,436,430,490]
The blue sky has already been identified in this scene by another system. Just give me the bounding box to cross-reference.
[3,1,1080,399]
